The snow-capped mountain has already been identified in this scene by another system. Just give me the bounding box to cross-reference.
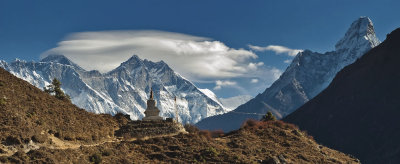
[218,95,253,110]
[0,55,228,124]
[196,17,380,131]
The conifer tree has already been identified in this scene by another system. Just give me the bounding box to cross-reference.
[44,78,70,101]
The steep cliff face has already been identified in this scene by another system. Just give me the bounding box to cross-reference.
[0,55,228,124]
[196,17,380,132]
[284,28,400,163]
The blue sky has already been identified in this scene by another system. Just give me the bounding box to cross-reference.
[1,0,400,98]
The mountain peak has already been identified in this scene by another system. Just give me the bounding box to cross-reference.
[127,55,142,62]
[335,17,380,51]
[41,54,76,66]
[284,27,400,163]
[120,55,144,67]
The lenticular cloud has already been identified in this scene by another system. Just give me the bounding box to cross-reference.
[42,30,263,81]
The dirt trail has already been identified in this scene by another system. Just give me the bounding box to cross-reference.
[0,145,17,158]
[46,131,187,150]
[0,127,187,158]
[5,131,187,153]
[0,131,186,158]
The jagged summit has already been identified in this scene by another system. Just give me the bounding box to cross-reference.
[115,55,145,71]
[122,55,143,64]
[40,54,84,71]
[1,53,227,124]
[41,54,75,65]
[196,17,380,132]
[284,27,400,163]
[117,55,170,73]
[335,17,380,51]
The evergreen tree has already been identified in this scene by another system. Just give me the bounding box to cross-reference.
[44,78,70,101]
[261,111,276,121]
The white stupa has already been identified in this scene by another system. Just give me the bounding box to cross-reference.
[142,88,163,121]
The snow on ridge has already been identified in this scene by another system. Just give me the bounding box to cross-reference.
[199,88,221,105]
[1,55,229,124]
[218,95,253,111]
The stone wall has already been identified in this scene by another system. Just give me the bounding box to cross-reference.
[115,120,185,139]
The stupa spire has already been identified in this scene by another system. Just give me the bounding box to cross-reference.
[150,87,154,100]
[143,87,163,121]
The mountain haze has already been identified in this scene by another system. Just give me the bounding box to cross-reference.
[196,17,380,132]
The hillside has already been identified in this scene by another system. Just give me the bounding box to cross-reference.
[0,55,227,124]
[12,121,359,163]
[0,68,118,145]
[0,67,359,163]
[196,17,380,132]
[284,28,400,163]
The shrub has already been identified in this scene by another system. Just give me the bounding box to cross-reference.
[114,113,131,120]
[0,97,6,105]
[302,130,315,141]
[89,153,102,164]
[31,135,47,143]
[283,122,298,130]
[202,147,219,157]
[4,136,21,145]
[102,149,113,156]
[241,119,258,129]
[184,124,199,134]
[211,130,224,138]
[26,111,36,118]
[273,120,285,128]
[199,130,212,140]
[261,111,276,121]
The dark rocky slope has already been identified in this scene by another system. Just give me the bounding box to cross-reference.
[284,28,400,163]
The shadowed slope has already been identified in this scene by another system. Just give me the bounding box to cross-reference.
[284,28,400,163]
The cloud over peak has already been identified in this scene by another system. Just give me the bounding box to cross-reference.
[214,80,237,90]
[42,30,264,81]
[248,44,303,57]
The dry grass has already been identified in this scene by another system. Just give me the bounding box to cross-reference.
[0,68,360,163]
[0,68,118,145]
[3,120,360,163]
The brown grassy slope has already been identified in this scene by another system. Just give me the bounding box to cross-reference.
[0,67,359,163]
[0,67,118,145]
[13,120,359,164]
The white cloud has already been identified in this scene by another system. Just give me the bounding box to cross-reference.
[272,68,282,80]
[284,59,292,64]
[42,30,264,81]
[214,80,237,90]
[250,78,259,83]
[248,62,264,70]
[41,30,286,96]
[248,44,303,57]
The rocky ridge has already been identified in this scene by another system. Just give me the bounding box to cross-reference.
[196,17,380,132]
